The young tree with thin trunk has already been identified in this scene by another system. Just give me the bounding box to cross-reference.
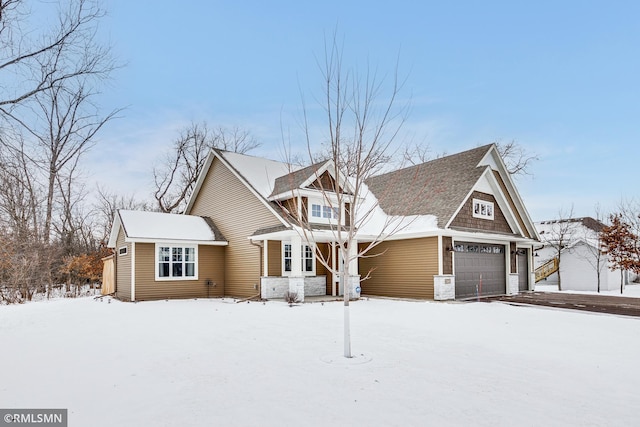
[600,213,640,294]
[289,35,410,358]
[573,214,607,293]
[540,206,575,291]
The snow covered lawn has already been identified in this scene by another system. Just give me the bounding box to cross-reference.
[535,282,640,297]
[1,296,639,426]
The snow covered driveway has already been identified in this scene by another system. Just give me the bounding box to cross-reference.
[1,297,638,426]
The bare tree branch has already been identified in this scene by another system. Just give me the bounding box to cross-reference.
[153,122,261,213]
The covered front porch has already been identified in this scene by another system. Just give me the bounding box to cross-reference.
[252,231,360,302]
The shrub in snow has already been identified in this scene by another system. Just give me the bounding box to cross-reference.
[284,291,300,306]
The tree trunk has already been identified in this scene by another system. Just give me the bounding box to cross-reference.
[341,250,352,358]
[44,166,56,244]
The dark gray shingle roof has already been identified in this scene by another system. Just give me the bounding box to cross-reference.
[269,160,329,198]
[365,144,493,228]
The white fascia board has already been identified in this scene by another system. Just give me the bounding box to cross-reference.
[249,227,339,243]
[187,150,289,227]
[299,188,354,204]
[184,149,215,214]
[444,167,525,237]
[249,229,295,241]
[298,160,332,189]
[299,160,354,195]
[269,181,354,203]
[268,188,302,201]
[107,211,124,248]
[447,230,538,245]
[444,166,494,229]
[356,229,442,242]
[125,237,228,246]
[357,228,534,244]
[479,146,540,240]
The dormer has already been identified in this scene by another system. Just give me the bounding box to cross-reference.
[268,160,353,226]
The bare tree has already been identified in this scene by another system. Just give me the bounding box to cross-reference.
[287,34,411,358]
[0,0,113,109]
[574,210,607,293]
[153,122,260,213]
[0,0,120,302]
[495,140,538,177]
[402,142,433,166]
[94,185,152,245]
[7,81,119,242]
[539,206,575,291]
[402,139,537,177]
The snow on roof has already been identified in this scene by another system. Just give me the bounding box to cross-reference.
[535,218,601,249]
[356,183,438,238]
[219,151,294,199]
[118,210,222,242]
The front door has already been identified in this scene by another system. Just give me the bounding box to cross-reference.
[517,249,529,292]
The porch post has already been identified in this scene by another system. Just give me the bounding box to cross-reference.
[289,235,305,301]
[331,241,337,296]
[263,239,268,277]
[348,239,360,299]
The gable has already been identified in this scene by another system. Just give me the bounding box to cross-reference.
[307,170,343,193]
[188,157,285,234]
[492,171,532,239]
[186,151,288,227]
[449,191,515,235]
[365,145,491,228]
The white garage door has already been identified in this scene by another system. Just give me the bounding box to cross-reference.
[454,242,506,299]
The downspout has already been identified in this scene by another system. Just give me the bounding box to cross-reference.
[131,242,136,302]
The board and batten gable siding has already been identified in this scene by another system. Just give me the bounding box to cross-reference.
[134,243,224,300]
[450,191,514,235]
[115,227,131,301]
[359,237,438,299]
[189,157,283,297]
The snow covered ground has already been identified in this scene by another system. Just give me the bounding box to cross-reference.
[535,282,640,297]
[1,296,639,426]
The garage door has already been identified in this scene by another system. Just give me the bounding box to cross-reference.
[454,242,506,299]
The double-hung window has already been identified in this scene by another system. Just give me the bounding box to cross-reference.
[156,244,198,280]
[309,199,339,222]
[283,243,315,275]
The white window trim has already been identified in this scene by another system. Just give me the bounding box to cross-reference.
[118,246,128,256]
[308,198,341,225]
[281,241,316,277]
[472,198,495,220]
[155,243,199,281]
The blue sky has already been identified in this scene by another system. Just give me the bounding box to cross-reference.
[89,0,640,221]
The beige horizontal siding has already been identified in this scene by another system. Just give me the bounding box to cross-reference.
[189,158,282,297]
[134,243,225,301]
[115,227,131,301]
[359,237,438,299]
